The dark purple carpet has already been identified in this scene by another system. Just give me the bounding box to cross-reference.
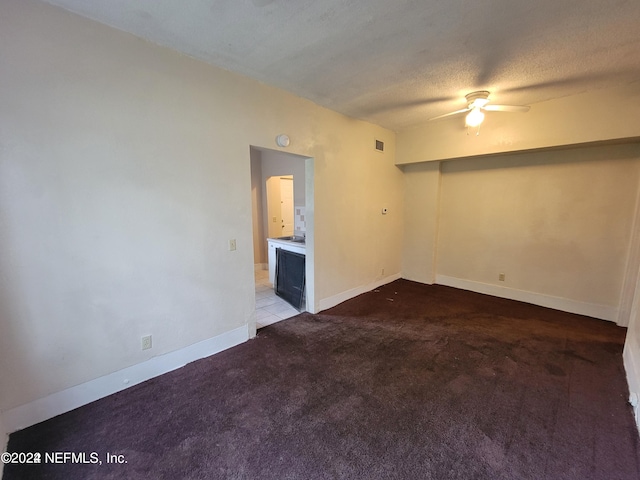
[4,280,640,479]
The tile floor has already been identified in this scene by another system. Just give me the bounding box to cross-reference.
[255,269,301,329]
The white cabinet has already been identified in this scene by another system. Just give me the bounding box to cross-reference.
[267,239,306,284]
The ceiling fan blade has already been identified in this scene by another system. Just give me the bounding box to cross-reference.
[484,104,530,113]
[428,108,470,121]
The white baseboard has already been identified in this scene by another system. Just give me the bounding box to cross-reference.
[0,325,248,435]
[625,341,640,395]
[318,273,402,312]
[624,339,640,435]
[435,275,618,322]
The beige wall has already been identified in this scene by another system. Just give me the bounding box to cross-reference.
[401,161,441,284]
[438,145,640,317]
[0,0,402,419]
[397,83,640,164]
[250,148,266,265]
[402,143,640,321]
[260,149,307,208]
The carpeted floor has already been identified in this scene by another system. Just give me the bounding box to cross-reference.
[4,280,640,479]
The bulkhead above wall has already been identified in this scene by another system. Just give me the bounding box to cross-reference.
[396,84,640,165]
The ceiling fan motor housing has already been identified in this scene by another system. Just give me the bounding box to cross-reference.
[465,91,490,108]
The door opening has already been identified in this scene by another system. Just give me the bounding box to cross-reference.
[249,146,315,333]
[265,175,294,238]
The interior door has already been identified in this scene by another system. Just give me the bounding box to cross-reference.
[280,177,294,236]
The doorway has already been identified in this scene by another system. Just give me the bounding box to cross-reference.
[279,176,294,237]
[266,175,294,238]
[249,146,314,330]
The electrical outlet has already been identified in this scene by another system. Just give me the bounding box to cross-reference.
[229,239,237,251]
[498,273,505,281]
[141,335,152,350]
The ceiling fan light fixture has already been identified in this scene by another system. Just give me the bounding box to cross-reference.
[465,107,484,127]
[465,90,490,108]
[428,90,528,129]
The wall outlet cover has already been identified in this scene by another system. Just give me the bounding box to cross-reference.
[142,335,152,350]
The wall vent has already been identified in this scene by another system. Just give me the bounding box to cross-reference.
[375,139,384,152]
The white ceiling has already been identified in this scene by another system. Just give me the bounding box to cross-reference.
[43,0,640,131]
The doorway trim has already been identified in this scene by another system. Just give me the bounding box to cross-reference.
[249,146,315,319]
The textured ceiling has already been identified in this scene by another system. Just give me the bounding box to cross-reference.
[43,0,640,131]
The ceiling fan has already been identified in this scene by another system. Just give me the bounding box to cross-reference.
[429,91,530,128]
